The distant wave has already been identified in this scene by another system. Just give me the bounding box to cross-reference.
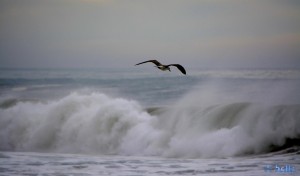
[0,78,65,85]
[191,69,300,80]
[0,98,39,109]
[0,91,299,158]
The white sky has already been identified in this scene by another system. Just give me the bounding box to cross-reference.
[1,0,300,69]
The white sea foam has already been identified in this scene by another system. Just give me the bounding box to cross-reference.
[0,86,299,158]
[0,92,154,154]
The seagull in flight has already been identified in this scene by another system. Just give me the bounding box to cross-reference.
[135,60,186,75]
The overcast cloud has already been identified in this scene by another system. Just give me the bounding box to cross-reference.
[0,0,300,69]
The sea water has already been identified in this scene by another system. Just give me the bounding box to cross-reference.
[0,68,300,175]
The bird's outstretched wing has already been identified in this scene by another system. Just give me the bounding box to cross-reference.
[135,60,162,66]
[168,64,186,75]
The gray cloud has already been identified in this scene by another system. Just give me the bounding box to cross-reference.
[0,0,300,68]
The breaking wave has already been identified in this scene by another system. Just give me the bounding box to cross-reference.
[0,90,300,158]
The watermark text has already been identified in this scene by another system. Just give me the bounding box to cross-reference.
[264,164,295,174]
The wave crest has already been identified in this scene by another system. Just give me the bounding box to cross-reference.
[1,91,299,158]
[0,92,153,154]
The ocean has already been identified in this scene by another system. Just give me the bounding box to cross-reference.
[0,68,299,176]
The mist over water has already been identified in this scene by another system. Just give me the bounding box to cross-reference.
[1,69,300,159]
[156,80,300,158]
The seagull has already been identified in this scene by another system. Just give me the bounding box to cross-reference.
[135,60,186,75]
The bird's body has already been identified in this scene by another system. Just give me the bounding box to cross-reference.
[135,60,186,75]
[156,65,170,71]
